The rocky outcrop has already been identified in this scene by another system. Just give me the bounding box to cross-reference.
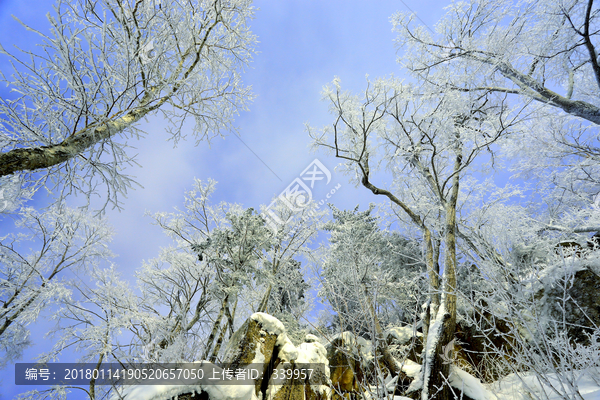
[454,315,516,383]
[265,362,330,400]
[117,314,504,400]
[537,267,600,346]
[326,332,366,399]
[325,330,419,399]
[266,334,330,400]
[164,313,330,400]
[222,312,284,397]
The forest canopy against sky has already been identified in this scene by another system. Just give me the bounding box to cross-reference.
[0,0,599,399]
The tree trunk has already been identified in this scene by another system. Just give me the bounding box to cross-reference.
[421,152,460,400]
[0,88,161,178]
[202,295,227,360]
[209,318,229,362]
[363,284,402,378]
[257,284,272,313]
[422,230,440,346]
[89,352,104,400]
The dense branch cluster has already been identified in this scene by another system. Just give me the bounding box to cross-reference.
[0,0,256,211]
[1,0,599,399]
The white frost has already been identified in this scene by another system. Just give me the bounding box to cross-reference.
[251,312,286,336]
[403,361,498,400]
[385,325,422,345]
[491,368,600,400]
[450,366,497,400]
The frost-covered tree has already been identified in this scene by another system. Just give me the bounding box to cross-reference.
[264,259,311,344]
[319,204,424,336]
[394,0,600,125]
[394,0,600,220]
[23,178,325,400]
[34,266,139,400]
[19,179,319,398]
[309,75,520,398]
[315,203,427,398]
[67,179,321,364]
[255,196,327,315]
[141,179,274,362]
[0,0,256,210]
[0,205,113,368]
[393,5,600,391]
[265,259,308,318]
[318,204,426,380]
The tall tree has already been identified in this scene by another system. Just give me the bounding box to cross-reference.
[319,204,424,335]
[310,77,519,398]
[0,205,113,368]
[393,0,600,125]
[0,0,256,210]
[318,204,425,379]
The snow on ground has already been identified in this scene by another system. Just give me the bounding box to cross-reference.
[114,382,257,400]
[402,360,497,400]
[401,362,600,400]
[385,326,422,345]
[399,359,421,378]
[450,366,498,400]
[492,368,600,400]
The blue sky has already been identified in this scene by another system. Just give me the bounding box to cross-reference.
[0,0,451,397]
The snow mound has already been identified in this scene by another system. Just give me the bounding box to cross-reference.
[251,312,285,336]
[297,341,328,365]
[385,325,422,344]
[116,383,256,400]
[450,366,497,400]
[276,332,299,363]
[400,358,421,378]
[329,331,374,362]
[492,368,600,400]
[403,361,497,400]
[305,334,320,343]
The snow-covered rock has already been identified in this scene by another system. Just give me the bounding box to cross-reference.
[114,314,331,400]
[266,335,331,400]
[403,361,498,400]
[221,312,283,397]
[454,315,516,383]
[535,266,600,345]
[325,331,372,398]
[384,325,423,363]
